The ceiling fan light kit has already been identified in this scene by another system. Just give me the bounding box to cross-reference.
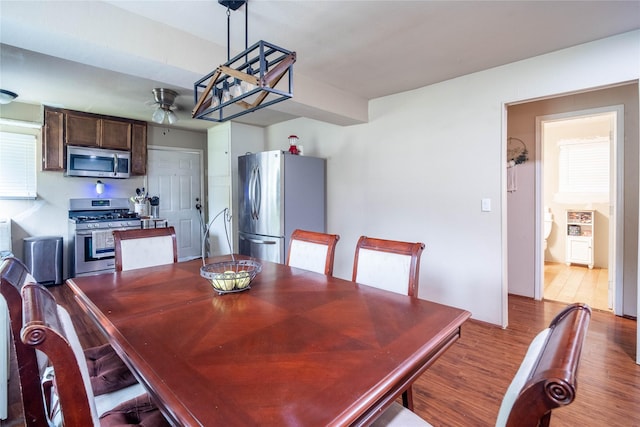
[192,0,296,123]
[151,88,179,124]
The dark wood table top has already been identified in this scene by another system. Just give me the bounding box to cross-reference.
[66,256,471,426]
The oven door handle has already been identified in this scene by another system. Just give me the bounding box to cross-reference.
[88,229,116,259]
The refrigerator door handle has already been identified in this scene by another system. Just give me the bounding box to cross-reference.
[254,166,261,220]
[249,166,257,220]
[239,235,277,245]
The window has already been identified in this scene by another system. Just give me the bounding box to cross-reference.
[557,137,609,202]
[0,132,37,199]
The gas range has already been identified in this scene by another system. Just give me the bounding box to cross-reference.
[68,198,142,277]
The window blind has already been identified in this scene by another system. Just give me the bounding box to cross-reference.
[558,138,609,195]
[0,132,37,199]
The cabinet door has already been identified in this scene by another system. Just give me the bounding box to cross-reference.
[42,108,65,171]
[101,119,131,150]
[566,237,593,265]
[65,112,100,147]
[130,122,147,175]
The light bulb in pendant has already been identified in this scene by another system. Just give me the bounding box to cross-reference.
[241,66,257,93]
[221,81,231,103]
[211,87,220,108]
[230,78,243,98]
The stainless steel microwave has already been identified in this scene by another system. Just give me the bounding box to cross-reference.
[66,146,131,178]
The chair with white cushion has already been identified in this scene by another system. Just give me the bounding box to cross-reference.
[352,236,425,297]
[286,229,340,276]
[112,226,178,272]
[20,282,170,427]
[352,236,425,410]
[1,257,142,425]
[373,303,592,427]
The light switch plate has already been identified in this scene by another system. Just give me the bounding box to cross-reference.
[481,198,491,212]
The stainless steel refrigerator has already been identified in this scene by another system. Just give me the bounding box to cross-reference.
[238,150,326,263]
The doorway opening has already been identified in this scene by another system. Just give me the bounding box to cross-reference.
[535,106,623,314]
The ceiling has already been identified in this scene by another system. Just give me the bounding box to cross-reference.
[1,1,639,131]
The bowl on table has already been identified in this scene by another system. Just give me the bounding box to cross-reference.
[200,260,262,294]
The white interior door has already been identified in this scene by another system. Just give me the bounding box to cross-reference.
[147,147,203,261]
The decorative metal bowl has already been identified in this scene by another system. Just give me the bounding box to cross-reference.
[200,260,262,294]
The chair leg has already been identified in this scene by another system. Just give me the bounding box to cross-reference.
[401,385,414,411]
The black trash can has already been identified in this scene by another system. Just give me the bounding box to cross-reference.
[23,236,63,285]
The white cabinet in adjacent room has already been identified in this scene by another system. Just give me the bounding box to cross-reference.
[565,210,594,269]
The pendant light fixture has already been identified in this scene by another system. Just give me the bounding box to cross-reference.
[192,0,296,123]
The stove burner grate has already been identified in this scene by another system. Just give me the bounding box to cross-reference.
[70,211,140,223]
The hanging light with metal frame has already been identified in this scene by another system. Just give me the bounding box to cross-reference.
[192,0,296,123]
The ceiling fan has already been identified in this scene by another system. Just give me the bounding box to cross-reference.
[149,88,179,125]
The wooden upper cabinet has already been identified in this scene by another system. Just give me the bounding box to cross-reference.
[65,111,101,147]
[101,119,131,150]
[43,107,147,174]
[42,108,65,171]
[65,111,132,150]
[130,122,147,175]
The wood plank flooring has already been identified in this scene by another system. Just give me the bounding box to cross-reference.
[544,262,611,312]
[4,285,639,426]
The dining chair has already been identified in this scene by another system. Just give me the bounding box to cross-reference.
[286,229,341,275]
[0,257,47,426]
[352,236,425,410]
[373,303,592,427]
[0,257,138,396]
[352,236,425,297]
[20,282,170,427]
[112,226,178,272]
[0,257,150,426]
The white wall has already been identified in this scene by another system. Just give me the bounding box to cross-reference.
[265,30,640,326]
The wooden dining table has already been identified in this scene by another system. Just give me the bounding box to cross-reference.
[66,255,471,426]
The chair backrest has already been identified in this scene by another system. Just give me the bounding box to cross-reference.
[112,226,178,272]
[0,257,48,427]
[496,302,592,427]
[372,303,592,427]
[286,229,340,275]
[352,236,425,297]
[21,282,101,427]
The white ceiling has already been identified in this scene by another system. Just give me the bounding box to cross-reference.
[1,1,639,130]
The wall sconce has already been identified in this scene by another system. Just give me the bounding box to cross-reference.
[96,180,105,195]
